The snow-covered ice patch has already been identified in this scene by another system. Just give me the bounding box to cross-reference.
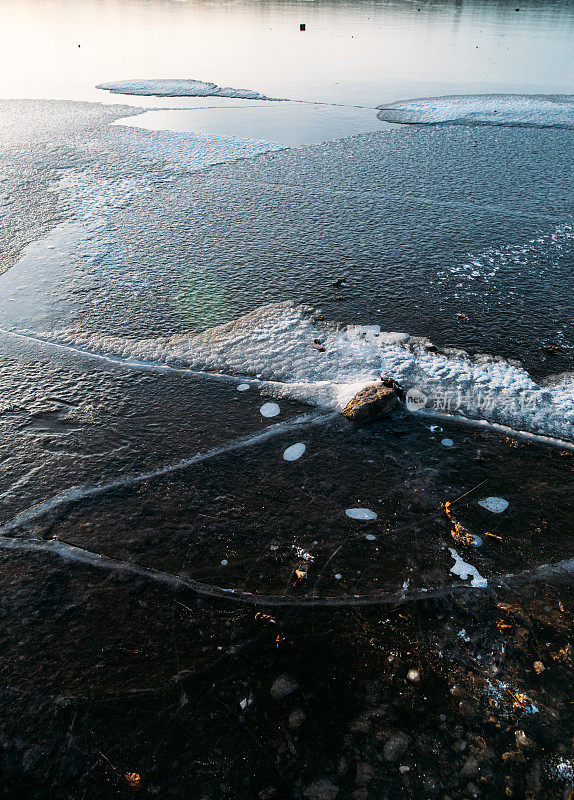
[27,302,574,443]
[478,497,509,513]
[377,94,574,128]
[283,442,306,461]
[346,508,378,520]
[448,548,487,587]
[97,78,275,100]
[260,402,280,418]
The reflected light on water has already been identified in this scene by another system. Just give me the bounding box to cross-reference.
[0,0,572,106]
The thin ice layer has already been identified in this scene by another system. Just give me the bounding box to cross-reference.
[377,94,574,128]
[25,302,574,442]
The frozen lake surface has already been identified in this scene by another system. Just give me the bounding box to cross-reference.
[0,1,573,797]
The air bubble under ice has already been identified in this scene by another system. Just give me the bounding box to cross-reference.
[346,508,378,520]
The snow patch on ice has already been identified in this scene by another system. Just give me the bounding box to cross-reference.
[283,442,306,461]
[377,94,574,128]
[448,548,487,587]
[26,302,574,443]
[346,508,378,520]
[98,78,276,100]
[260,402,280,418]
[478,497,509,513]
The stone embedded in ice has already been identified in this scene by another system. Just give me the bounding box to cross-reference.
[346,508,378,520]
[341,383,397,421]
[477,497,509,513]
[260,402,280,418]
[283,442,306,461]
[237,383,250,391]
[441,438,454,447]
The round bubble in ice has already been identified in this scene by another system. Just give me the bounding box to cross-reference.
[365,534,377,541]
[334,574,342,580]
[441,438,454,447]
[260,402,280,418]
[283,443,306,461]
[221,559,228,566]
[477,497,509,513]
[237,383,250,392]
[345,508,378,520]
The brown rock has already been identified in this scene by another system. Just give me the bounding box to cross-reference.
[341,384,397,421]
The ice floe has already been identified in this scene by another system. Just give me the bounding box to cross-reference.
[448,548,487,587]
[260,402,281,418]
[478,497,509,513]
[346,508,378,520]
[97,78,275,100]
[377,94,574,128]
[25,301,574,443]
[283,442,306,461]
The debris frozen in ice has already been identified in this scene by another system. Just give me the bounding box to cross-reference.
[283,442,306,461]
[448,548,487,587]
[294,546,314,562]
[346,508,378,520]
[478,496,509,513]
[260,402,280,418]
[430,425,442,432]
[441,438,454,447]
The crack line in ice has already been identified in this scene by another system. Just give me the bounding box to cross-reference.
[0,409,335,538]
[216,179,568,223]
[0,535,571,608]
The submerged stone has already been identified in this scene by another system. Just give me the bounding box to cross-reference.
[341,383,397,421]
